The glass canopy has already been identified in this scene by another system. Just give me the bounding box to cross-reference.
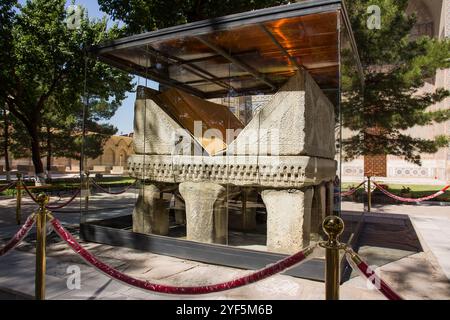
[82,0,365,274]
[93,0,362,105]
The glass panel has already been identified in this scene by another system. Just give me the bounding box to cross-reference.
[101,11,341,98]
[79,55,142,227]
[339,10,365,253]
[81,6,366,259]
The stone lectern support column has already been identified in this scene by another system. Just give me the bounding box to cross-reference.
[326,181,335,215]
[132,184,169,235]
[241,188,258,231]
[311,183,327,239]
[179,182,227,244]
[262,188,314,254]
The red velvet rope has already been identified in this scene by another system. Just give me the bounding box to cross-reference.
[336,181,366,197]
[0,182,16,193]
[21,184,80,210]
[46,189,81,210]
[21,183,38,202]
[50,217,316,295]
[91,179,137,195]
[345,250,403,300]
[373,181,449,203]
[0,214,36,257]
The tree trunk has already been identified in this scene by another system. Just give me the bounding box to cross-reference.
[30,133,45,186]
[46,126,52,180]
[3,108,11,182]
[6,101,45,185]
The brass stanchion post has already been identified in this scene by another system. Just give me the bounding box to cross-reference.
[367,176,371,212]
[85,171,90,212]
[321,215,345,300]
[16,173,22,225]
[35,193,49,300]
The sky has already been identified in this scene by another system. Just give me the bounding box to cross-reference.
[68,0,159,135]
[18,0,158,135]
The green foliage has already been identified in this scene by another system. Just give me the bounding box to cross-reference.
[99,0,449,166]
[343,0,450,165]
[0,0,133,176]
[82,0,450,167]
[0,0,17,105]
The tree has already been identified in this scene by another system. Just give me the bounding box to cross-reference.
[98,0,450,166]
[0,1,17,181]
[342,0,450,165]
[1,0,133,184]
[98,0,289,34]
[0,106,13,182]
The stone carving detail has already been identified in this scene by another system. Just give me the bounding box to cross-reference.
[128,155,337,188]
[262,188,313,254]
[343,166,364,176]
[390,167,431,177]
[132,184,168,235]
[227,70,335,159]
[130,69,337,251]
[133,97,193,155]
[179,182,227,244]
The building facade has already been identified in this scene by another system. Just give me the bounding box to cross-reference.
[0,134,134,175]
[342,0,450,183]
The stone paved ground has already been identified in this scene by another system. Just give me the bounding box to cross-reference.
[0,245,383,300]
[343,201,450,281]
[0,193,449,300]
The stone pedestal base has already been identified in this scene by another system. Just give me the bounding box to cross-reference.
[132,184,169,235]
[327,181,335,214]
[241,188,257,231]
[262,188,313,254]
[311,184,327,240]
[172,193,186,225]
[179,182,227,244]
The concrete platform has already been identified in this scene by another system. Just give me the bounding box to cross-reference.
[1,193,449,300]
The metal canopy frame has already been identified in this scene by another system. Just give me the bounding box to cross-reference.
[80,0,366,277]
[91,0,364,99]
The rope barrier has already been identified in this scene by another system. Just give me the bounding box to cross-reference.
[45,189,81,210]
[345,248,403,300]
[90,179,137,195]
[49,215,316,295]
[0,213,36,257]
[334,180,449,203]
[21,183,38,202]
[336,181,366,197]
[373,181,449,203]
[21,183,81,209]
[0,181,16,193]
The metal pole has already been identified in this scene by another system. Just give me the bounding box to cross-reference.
[321,215,345,300]
[85,171,90,212]
[367,176,371,212]
[35,193,48,300]
[16,173,22,225]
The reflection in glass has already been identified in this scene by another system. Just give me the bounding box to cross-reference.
[82,3,364,261]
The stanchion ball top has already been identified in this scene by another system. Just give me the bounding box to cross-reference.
[322,215,344,238]
[36,193,49,206]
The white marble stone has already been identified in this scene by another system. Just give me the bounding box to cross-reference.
[311,183,327,237]
[261,188,314,254]
[227,70,335,159]
[132,184,168,235]
[179,182,227,244]
[133,88,202,155]
[128,154,337,188]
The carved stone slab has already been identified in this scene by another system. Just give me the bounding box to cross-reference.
[128,154,336,188]
[227,69,335,159]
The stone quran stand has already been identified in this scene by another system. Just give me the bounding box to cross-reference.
[128,69,337,254]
